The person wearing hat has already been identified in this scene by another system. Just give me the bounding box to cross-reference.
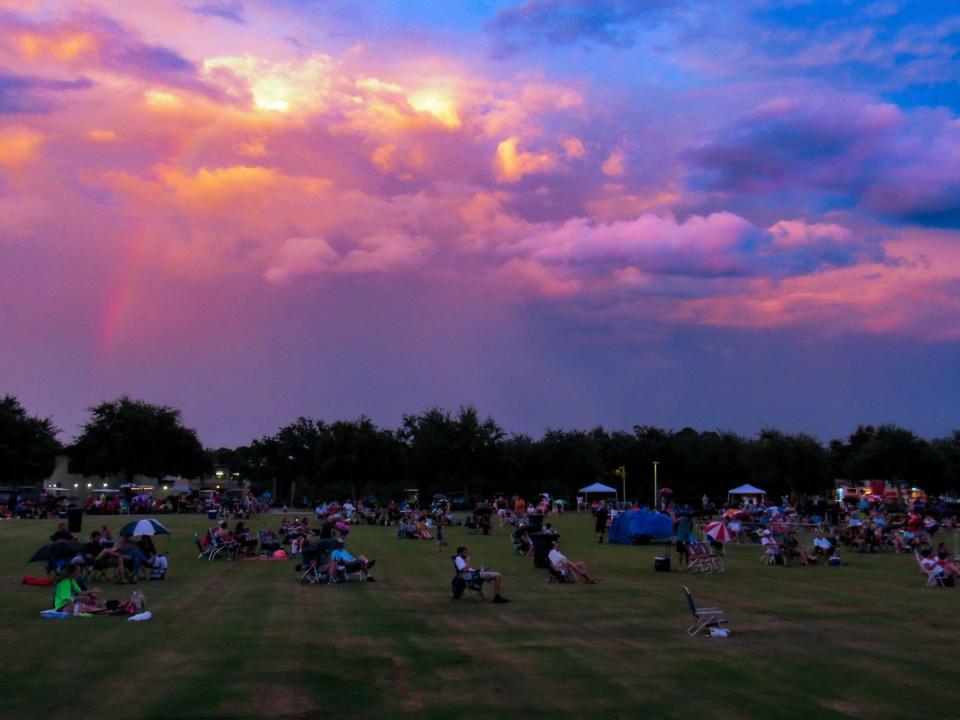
[759,528,782,562]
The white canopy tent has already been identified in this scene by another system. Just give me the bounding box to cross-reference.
[579,482,618,503]
[728,483,766,504]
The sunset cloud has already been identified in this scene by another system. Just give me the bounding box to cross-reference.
[4,0,960,444]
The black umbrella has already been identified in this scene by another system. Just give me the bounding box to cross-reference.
[474,505,493,516]
[433,493,448,500]
[29,541,82,563]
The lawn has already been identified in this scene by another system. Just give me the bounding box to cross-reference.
[1,512,957,720]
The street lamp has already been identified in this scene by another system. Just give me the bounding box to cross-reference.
[653,461,659,507]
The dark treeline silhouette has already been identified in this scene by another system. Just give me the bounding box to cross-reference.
[5,395,959,504]
[209,407,960,505]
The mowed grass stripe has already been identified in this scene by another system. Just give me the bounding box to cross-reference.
[2,514,959,719]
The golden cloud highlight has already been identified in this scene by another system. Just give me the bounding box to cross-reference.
[0,125,43,168]
[494,137,556,182]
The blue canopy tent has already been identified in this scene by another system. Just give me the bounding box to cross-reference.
[579,482,617,494]
[608,509,673,544]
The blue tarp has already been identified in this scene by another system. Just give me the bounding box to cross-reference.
[608,509,673,544]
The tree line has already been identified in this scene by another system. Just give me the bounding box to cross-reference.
[3,394,960,504]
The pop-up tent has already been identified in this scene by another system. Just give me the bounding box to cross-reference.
[579,482,617,494]
[608,509,673,544]
[728,484,766,503]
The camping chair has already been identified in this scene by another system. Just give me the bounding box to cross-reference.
[88,556,123,583]
[915,552,950,588]
[298,549,335,585]
[687,543,710,573]
[547,565,569,583]
[761,543,782,566]
[511,531,529,556]
[682,586,728,637]
[257,529,281,556]
[703,542,725,573]
[195,532,216,560]
[207,530,237,560]
[451,556,485,601]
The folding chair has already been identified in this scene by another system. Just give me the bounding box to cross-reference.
[761,543,782,566]
[704,542,725,573]
[207,530,237,561]
[451,556,485,600]
[195,532,217,560]
[916,552,949,588]
[89,557,122,583]
[682,586,728,636]
[687,543,710,573]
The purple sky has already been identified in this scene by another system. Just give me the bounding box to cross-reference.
[2,0,960,446]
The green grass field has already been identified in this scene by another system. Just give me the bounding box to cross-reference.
[1,513,958,720]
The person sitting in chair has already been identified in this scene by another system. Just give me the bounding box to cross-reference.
[82,530,129,582]
[331,541,376,582]
[515,528,534,556]
[111,533,150,582]
[781,530,812,565]
[812,529,834,557]
[454,546,509,603]
[259,526,282,553]
[547,541,599,584]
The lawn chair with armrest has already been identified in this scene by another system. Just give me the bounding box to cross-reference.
[451,555,485,600]
[915,551,951,587]
[682,586,728,637]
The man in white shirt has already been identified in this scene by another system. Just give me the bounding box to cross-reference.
[547,541,598,584]
[454,546,509,603]
[812,530,834,557]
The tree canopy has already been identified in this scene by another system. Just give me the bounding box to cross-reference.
[0,395,60,485]
[8,393,960,501]
[69,396,207,482]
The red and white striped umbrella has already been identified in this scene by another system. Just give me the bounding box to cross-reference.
[705,521,733,543]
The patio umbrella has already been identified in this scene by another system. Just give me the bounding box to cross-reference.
[170,485,192,495]
[660,488,673,495]
[432,493,448,500]
[118,518,170,537]
[555,499,567,505]
[29,541,82,563]
[705,521,733,543]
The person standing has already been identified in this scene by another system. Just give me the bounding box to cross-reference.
[594,500,609,544]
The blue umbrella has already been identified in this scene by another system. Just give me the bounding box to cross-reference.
[118,518,170,537]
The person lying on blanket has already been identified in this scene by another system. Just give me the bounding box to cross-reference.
[54,563,105,615]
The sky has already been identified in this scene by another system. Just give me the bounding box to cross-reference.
[2,0,960,447]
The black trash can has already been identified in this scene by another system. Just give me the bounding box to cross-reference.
[67,507,83,534]
[530,532,560,569]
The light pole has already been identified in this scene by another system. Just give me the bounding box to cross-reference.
[653,461,659,508]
